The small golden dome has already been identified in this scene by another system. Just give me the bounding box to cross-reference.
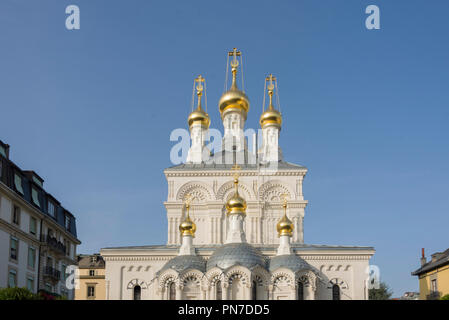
[188,107,210,129]
[260,74,282,129]
[179,204,196,237]
[260,104,282,129]
[225,177,247,216]
[277,202,293,237]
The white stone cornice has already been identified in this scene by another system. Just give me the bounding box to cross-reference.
[164,170,307,178]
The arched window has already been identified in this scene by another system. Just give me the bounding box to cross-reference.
[133,285,141,300]
[252,281,257,300]
[169,282,176,300]
[332,284,340,300]
[216,281,222,300]
[297,282,304,300]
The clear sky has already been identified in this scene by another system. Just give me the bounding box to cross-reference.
[1,0,448,297]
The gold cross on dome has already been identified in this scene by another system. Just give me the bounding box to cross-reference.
[266,74,276,91]
[195,75,204,92]
[184,193,192,207]
[280,193,289,205]
[231,164,241,180]
[228,48,241,68]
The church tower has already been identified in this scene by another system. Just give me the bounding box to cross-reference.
[219,48,249,154]
[259,74,283,163]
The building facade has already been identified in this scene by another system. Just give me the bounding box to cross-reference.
[100,49,375,300]
[0,140,81,299]
[412,248,449,300]
[75,254,106,300]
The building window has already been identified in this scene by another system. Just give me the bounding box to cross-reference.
[431,279,437,292]
[62,264,67,282]
[252,281,257,300]
[216,281,222,300]
[48,201,56,217]
[169,282,176,300]
[87,285,95,298]
[0,145,5,158]
[45,283,52,293]
[89,270,95,276]
[31,188,40,207]
[29,217,37,235]
[133,285,141,300]
[14,174,24,194]
[332,284,341,300]
[10,237,18,261]
[12,205,20,225]
[28,247,36,269]
[32,176,43,187]
[27,277,34,291]
[298,282,304,300]
[65,215,70,230]
[64,239,70,256]
[8,269,17,288]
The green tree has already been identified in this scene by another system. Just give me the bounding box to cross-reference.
[440,294,449,300]
[369,282,393,300]
[0,287,42,300]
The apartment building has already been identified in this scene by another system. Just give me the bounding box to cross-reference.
[0,140,81,299]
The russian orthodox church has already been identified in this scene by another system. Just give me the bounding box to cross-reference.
[100,48,375,300]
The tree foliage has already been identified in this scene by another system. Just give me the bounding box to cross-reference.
[369,281,393,300]
[0,287,42,300]
[440,294,449,300]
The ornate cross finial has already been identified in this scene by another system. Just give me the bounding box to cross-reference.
[280,193,289,208]
[228,48,241,68]
[185,193,192,207]
[195,75,204,92]
[231,164,241,180]
[266,74,276,109]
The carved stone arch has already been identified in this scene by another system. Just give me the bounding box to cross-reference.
[270,268,295,288]
[328,278,348,290]
[251,265,271,287]
[179,269,204,287]
[297,270,317,291]
[176,181,213,203]
[224,266,251,287]
[158,269,179,289]
[216,180,253,201]
[258,180,295,202]
[206,267,224,287]
[127,278,148,290]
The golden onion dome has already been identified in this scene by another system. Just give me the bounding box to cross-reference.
[225,177,247,216]
[277,202,293,237]
[179,205,196,237]
[219,49,249,119]
[219,87,250,120]
[260,104,282,129]
[188,106,210,129]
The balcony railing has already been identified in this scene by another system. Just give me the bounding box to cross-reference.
[43,266,61,281]
[426,291,441,300]
[41,234,66,255]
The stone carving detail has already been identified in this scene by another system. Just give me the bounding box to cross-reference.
[127,278,148,289]
[176,182,213,202]
[258,181,293,201]
[216,181,253,201]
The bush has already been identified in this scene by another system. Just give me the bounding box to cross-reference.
[0,287,41,300]
[440,294,449,300]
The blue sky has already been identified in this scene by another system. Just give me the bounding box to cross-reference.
[1,0,448,297]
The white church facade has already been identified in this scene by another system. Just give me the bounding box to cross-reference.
[100,48,375,300]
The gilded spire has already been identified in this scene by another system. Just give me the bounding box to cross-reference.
[276,194,293,237]
[179,194,197,237]
[260,74,282,129]
[225,165,247,216]
[188,75,210,129]
[229,48,240,90]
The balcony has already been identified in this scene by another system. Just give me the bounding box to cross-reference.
[41,234,66,255]
[43,266,61,281]
[426,291,441,300]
